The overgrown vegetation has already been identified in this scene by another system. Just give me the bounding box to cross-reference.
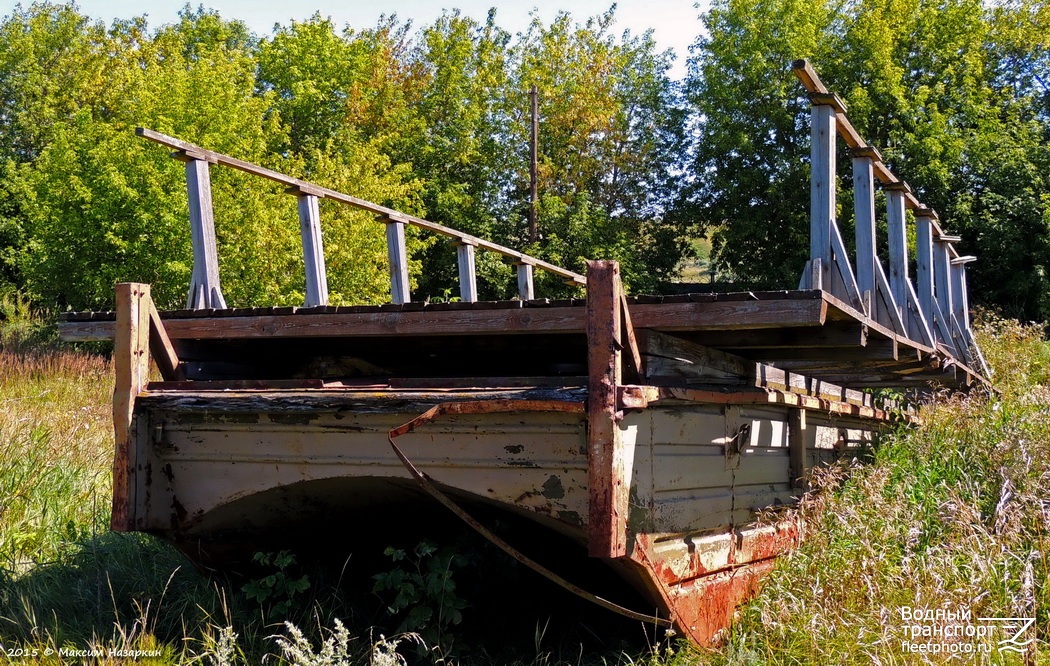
[3,298,1050,663]
[699,315,1050,664]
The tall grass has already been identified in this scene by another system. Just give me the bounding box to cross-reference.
[699,315,1050,664]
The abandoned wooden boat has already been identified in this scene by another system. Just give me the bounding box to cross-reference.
[58,61,988,646]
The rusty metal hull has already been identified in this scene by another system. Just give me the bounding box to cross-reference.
[92,266,917,647]
[128,387,872,644]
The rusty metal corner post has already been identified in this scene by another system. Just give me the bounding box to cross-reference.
[112,283,152,531]
[586,260,630,559]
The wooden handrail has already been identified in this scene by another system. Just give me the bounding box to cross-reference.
[137,128,586,286]
[793,60,985,375]
[791,60,960,255]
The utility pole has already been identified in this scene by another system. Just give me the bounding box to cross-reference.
[528,85,539,244]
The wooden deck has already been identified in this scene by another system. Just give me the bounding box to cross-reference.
[58,287,983,390]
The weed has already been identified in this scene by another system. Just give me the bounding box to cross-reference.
[372,541,469,655]
[243,551,312,620]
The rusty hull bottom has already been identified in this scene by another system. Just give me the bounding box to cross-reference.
[626,520,799,645]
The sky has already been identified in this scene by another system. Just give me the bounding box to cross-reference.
[0,0,705,79]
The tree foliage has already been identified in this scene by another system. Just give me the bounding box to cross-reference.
[685,0,1050,320]
[2,0,1048,319]
[0,2,685,309]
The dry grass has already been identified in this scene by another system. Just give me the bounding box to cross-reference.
[0,349,112,573]
[698,316,1050,665]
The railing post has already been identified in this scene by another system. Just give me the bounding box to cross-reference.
[295,187,328,307]
[933,234,961,353]
[809,96,839,274]
[934,238,955,322]
[950,257,975,330]
[456,240,478,303]
[885,182,910,320]
[180,155,226,309]
[915,209,937,334]
[516,262,535,301]
[851,147,878,311]
[113,283,152,532]
[380,214,411,305]
[586,260,628,559]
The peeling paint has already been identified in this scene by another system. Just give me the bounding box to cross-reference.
[540,475,565,499]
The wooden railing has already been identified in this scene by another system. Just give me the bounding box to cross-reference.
[137,128,586,310]
[792,61,988,376]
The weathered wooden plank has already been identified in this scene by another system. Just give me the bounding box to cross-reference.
[147,300,184,381]
[381,216,411,304]
[139,128,586,286]
[456,241,479,303]
[183,159,226,309]
[113,283,152,531]
[586,260,627,559]
[852,151,877,306]
[810,103,836,271]
[297,192,328,307]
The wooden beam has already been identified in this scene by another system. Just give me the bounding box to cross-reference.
[829,222,864,311]
[873,260,907,336]
[112,283,152,532]
[903,279,935,348]
[684,323,868,350]
[915,212,936,338]
[297,192,328,307]
[791,59,828,94]
[183,159,226,309]
[789,408,808,490]
[810,103,837,273]
[586,260,627,559]
[852,152,877,307]
[886,188,909,322]
[147,300,184,381]
[636,329,751,380]
[619,291,644,381]
[381,216,411,305]
[57,295,831,342]
[933,240,954,330]
[456,241,478,303]
[516,263,535,301]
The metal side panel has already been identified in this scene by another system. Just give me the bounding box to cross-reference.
[134,405,589,538]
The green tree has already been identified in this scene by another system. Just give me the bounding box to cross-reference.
[407,10,516,299]
[685,0,1050,320]
[510,8,687,293]
[15,8,285,309]
[256,14,429,303]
